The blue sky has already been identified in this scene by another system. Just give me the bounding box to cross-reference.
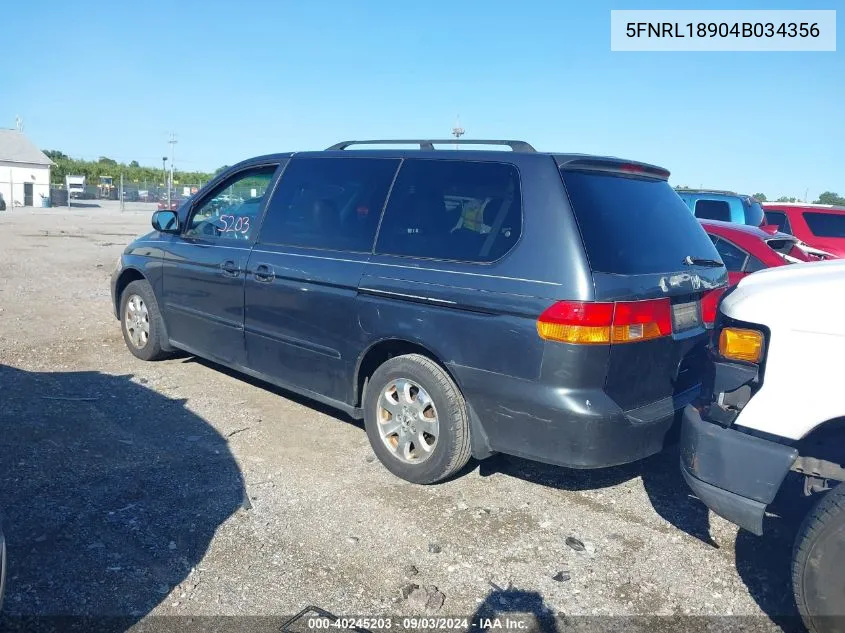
[2,0,842,199]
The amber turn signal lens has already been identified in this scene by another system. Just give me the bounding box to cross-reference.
[719,327,764,363]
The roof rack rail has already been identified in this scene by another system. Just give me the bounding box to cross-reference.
[325,139,536,152]
[675,188,739,196]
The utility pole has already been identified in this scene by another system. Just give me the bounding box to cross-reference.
[451,115,465,150]
[167,132,178,209]
[162,156,168,203]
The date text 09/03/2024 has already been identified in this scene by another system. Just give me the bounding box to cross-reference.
[626,22,820,38]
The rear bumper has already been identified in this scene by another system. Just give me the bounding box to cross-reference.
[680,405,798,535]
[452,363,699,469]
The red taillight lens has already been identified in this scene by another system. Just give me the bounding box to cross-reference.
[612,297,672,343]
[536,301,614,344]
[537,299,672,345]
[701,288,727,328]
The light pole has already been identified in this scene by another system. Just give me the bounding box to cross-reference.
[162,156,168,205]
[168,133,178,208]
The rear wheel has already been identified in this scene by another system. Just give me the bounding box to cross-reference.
[793,483,845,632]
[119,279,170,361]
[363,354,471,484]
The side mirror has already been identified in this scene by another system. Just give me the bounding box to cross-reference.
[151,210,179,233]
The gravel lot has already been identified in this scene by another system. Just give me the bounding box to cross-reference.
[0,202,806,631]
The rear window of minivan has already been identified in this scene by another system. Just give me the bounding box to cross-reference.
[561,170,721,275]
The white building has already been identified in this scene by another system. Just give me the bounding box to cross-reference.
[0,129,54,208]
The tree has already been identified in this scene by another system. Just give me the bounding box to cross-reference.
[43,149,68,161]
[776,196,798,203]
[753,193,767,202]
[45,150,213,187]
[214,165,230,176]
[815,191,845,206]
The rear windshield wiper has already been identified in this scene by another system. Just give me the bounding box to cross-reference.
[683,255,723,267]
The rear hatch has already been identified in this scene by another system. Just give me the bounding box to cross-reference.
[559,160,728,411]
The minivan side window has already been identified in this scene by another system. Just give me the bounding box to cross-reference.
[694,199,731,222]
[375,159,522,263]
[258,157,399,252]
[184,165,278,241]
[804,212,845,238]
[764,211,792,234]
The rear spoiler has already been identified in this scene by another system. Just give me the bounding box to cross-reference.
[556,157,670,180]
[795,241,838,260]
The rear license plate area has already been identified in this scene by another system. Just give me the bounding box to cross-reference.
[672,301,702,332]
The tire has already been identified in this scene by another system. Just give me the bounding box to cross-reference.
[793,483,845,633]
[119,279,170,361]
[363,353,471,484]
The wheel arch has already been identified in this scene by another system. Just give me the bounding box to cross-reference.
[353,338,453,408]
[353,338,494,460]
[114,267,147,315]
[115,268,175,352]
[798,416,845,446]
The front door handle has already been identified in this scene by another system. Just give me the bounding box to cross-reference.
[220,260,240,278]
[253,263,275,283]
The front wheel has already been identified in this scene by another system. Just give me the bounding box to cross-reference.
[119,279,170,361]
[793,483,845,633]
[363,354,471,484]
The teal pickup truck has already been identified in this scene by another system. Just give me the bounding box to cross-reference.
[676,189,766,227]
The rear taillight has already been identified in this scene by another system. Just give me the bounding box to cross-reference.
[536,301,613,344]
[537,298,672,345]
[701,288,727,328]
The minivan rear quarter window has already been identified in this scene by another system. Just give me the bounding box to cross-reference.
[562,170,721,275]
[375,159,522,263]
[804,212,845,238]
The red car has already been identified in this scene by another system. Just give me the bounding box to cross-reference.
[700,219,816,285]
[694,220,816,326]
[763,202,845,258]
[157,197,183,211]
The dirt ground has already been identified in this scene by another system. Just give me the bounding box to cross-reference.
[0,202,806,631]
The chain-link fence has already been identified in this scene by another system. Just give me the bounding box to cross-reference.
[0,174,211,210]
[43,178,209,208]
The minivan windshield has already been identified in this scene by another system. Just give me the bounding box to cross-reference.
[562,170,723,275]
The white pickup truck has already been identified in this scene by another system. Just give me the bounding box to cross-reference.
[681,258,845,632]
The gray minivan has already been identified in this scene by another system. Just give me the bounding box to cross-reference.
[111,139,727,484]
